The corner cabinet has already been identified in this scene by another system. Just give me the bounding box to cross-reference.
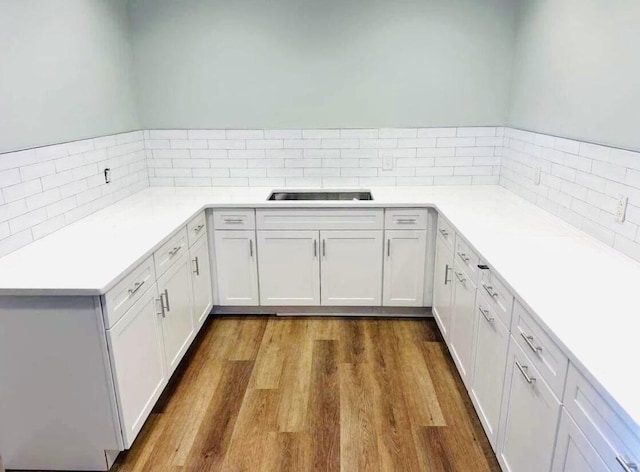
[382,230,427,306]
[432,225,454,340]
[213,230,259,306]
[190,235,213,328]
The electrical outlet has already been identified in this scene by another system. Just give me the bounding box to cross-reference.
[382,156,393,171]
[533,165,542,185]
[615,194,628,223]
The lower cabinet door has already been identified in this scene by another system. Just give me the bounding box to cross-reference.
[257,230,320,306]
[190,236,213,329]
[213,230,259,306]
[382,229,427,307]
[157,254,194,375]
[551,410,610,472]
[321,230,383,306]
[107,283,167,448]
[497,339,561,472]
[433,235,454,341]
[470,293,510,450]
[449,261,477,387]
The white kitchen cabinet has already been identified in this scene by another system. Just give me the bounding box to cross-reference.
[497,340,561,472]
[382,230,427,307]
[551,410,610,472]
[321,230,383,306]
[190,236,213,328]
[157,254,194,375]
[106,283,167,448]
[449,259,478,387]
[257,230,320,306]
[433,234,454,341]
[213,230,259,306]
[470,292,510,450]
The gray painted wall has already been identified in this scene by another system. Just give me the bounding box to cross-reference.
[0,0,139,153]
[508,0,640,151]
[128,0,519,130]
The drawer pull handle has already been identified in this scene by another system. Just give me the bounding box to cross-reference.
[168,245,182,257]
[193,224,205,233]
[192,257,200,276]
[479,306,494,323]
[515,360,536,384]
[156,297,166,318]
[223,218,244,224]
[482,282,499,299]
[396,218,416,224]
[616,456,638,472]
[444,264,452,285]
[439,228,449,237]
[455,272,466,283]
[128,281,145,296]
[457,252,470,263]
[521,332,543,353]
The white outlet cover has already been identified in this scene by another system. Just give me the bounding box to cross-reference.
[616,194,628,223]
[382,156,393,170]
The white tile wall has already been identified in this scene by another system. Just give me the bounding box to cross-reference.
[501,128,640,263]
[0,131,148,257]
[144,127,503,189]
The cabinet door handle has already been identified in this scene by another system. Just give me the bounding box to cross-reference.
[193,224,205,233]
[444,264,451,285]
[128,280,145,296]
[249,239,254,257]
[169,245,183,257]
[163,289,170,312]
[313,239,317,258]
[192,257,200,276]
[520,331,543,354]
[479,306,494,323]
[457,251,470,263]
[156,298,166,318]
[482,282,499,299]
[515,360,536,384]
[616,456,638,472]
[322,239,326,258]
[455,272,466,283]
[439,228,449,238]
[387,239,391,257]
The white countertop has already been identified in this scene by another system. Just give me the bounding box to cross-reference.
[0,185,639,431]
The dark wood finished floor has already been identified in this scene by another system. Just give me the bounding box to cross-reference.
[112,316,500,472]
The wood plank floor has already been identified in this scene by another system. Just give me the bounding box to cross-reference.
[112,316,500,472]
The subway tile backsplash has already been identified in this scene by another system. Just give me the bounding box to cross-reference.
[1,126,640,263]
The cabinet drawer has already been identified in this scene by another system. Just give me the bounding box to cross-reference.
[512,301,568,398]
[564,365,640,472]
[154,228,189,277]
[436,215,455,250]
[478,269,514,327]
[187,212,207,247]
[256,209,383,230]
[212,209,255,230]
[103,256,156,329]
[384,209,428,230]
[454,237,480,282]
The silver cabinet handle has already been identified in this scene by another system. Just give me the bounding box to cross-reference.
[616,456,638,472]
[322,239,326,258]
[482,282,498,299]
[457,251,470,263]
[387,239,391,257]
[455,272,466,283]
[249,239,253,257]
[396,218,416,224]
[193,224,205,233]
[192,257,200,276]
[479,306,494,323]
[515,360,536,384]
[168,245,182,257]
[439,228,449,237]
[163,289,170,312]
[521,331,543,353]
[313,239,317,258]
[223,218,244,223]
[444,264,452,285]
[128,280,145,296]
[156,297,166,318]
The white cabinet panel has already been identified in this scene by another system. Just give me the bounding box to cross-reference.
[552,410,610,472]
[470,292,510,450]
[190,236,213,329]
[321,230,383,306]
[498,340,561,472]
[107,284,167,448]
[213,230,259,306]
[449,260,478,387]
[157,254,194,375]
[433,235,454,341]
[382,230,427,307]
[257,230,320,306]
